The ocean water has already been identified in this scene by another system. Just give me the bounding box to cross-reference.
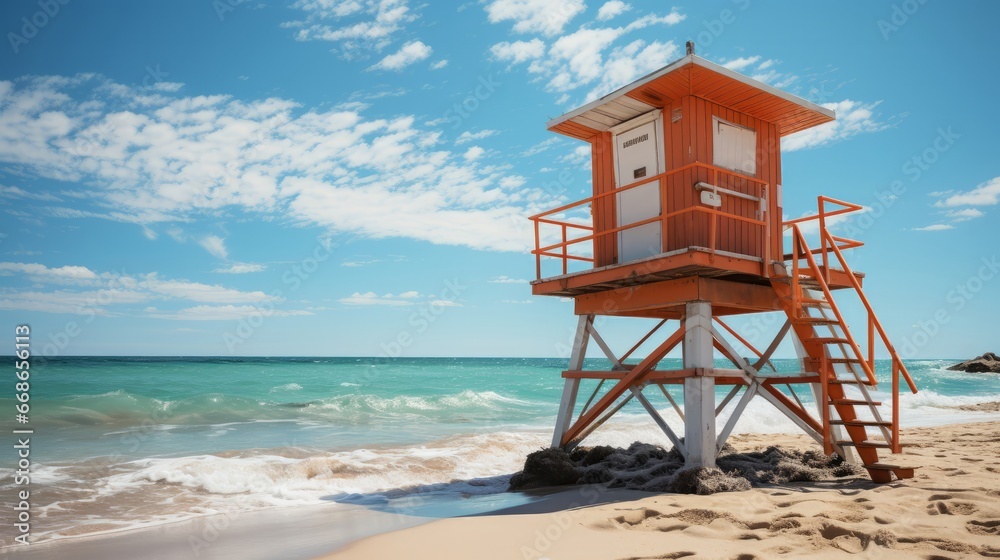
[2,356,999,545]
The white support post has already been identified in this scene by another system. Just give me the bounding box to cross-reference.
[552,315,592,448]
[683,301,716,467]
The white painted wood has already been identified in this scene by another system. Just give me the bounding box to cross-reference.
[715,385,743,416]
[683,301,717,467]
[716,385,756,452]
[613,112,666,263]
[552,315,591,448]
[547,54,834,132]
[657,384,685,420]
[631,386,686,457]
[570,393,635,448]
[586,321,624,370]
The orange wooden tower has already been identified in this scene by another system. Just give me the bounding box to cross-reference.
[529,46,919,483]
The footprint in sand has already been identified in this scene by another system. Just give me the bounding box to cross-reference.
[617,552,696,560]
[612,508,662,526]
[966,519,1000,536]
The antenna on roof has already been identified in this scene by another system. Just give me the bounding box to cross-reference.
[685,41,695,55]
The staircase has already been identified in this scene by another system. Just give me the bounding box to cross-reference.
[773,197,919,483]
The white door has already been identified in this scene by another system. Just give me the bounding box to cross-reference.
[615,119,662,263]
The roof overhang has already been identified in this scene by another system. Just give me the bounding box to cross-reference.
[547,54,835,141]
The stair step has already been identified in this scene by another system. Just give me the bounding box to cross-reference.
[807,337,850,344]
[831,420,893,427]
[865,463,916,477]
[836,441,892,449]
[797,317,840,325]
[830,399,883,406]
[805,357,863,365]
[800,298,830,307]
[828,378,876,386]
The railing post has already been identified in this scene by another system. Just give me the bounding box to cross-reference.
[868,314,875,374]
[892,359,900,453]
[763,184,770,277]
[659,176,667,253]
[818,197,830,284]
[561,224,568,275]
[821,352,831,455]
[534,219,541,279]
[791,227,801,318]
[710,210,717,255]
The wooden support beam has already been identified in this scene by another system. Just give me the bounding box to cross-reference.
[573,276,785,317]
[560,325,684,446]
[716,385,757,453]
[631,386,686,456]
[683,301,717,467]
[552,315,591,448]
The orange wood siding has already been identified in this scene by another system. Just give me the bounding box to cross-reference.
[659,95,782,260]
[591,132,617,266]
[584,96,785,267]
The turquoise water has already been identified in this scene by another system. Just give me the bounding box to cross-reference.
[2,356,999,544]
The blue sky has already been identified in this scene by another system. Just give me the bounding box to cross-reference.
[0,1,997,358]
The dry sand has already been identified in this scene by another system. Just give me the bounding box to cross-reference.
[326,421,1000,560]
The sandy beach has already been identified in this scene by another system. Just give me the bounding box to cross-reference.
[326,421,1000,560]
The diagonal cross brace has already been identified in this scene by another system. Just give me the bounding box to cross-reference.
[560,325,684,446]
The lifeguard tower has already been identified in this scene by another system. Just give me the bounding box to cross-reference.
[529,45,918,483]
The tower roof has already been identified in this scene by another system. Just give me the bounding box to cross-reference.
[547,54,835,141]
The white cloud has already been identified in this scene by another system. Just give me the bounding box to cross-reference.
[369,40,432,71]
[911,224,955,232]
[490,10,684,103]
[0,185,60,201]
[596,1,630,21]
[284,0,417,60]
[782,100,886,151]
[935,177,1000,208]
[0,262,286,316]
[721,56,761,71]
[430,60,448,70]
[142,275,275,303]
[490,39,546,64]
[522,137,561,157]
[215,263,267,274]
[456,130,498,145]
[944,208,984,221]
[149,305,312,321]
[338,290,461,307]
[463,146,485,161]
[0,289,145,315]
[489,275,528,284]
[0,74,547,253]
[0,262,98,283]
[339,291,415,306]
[485,0,585,36]
[198,235,228,260]
[501,299,533,304]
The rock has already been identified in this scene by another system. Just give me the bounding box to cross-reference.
[508,448,582,491]
[947,353,1000,373]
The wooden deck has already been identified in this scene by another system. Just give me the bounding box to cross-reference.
[531,246,864,299]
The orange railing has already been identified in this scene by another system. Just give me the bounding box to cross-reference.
[783,196,918,453]
[529,162,770,279]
